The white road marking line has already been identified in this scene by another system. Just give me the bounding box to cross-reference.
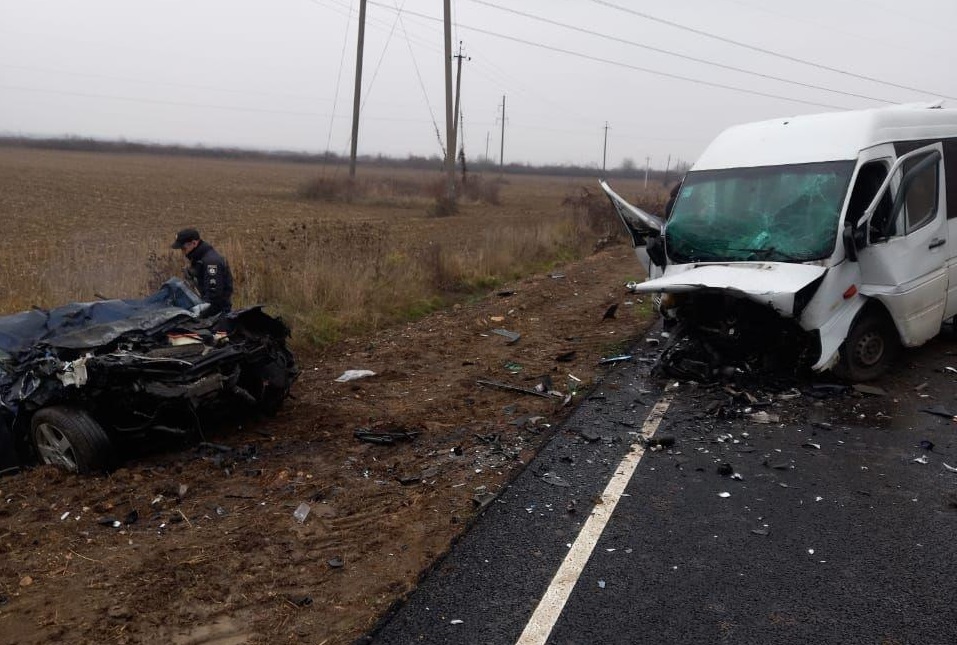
[516,395,673,645]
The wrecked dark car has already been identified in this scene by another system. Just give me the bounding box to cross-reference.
[0,279,297,474]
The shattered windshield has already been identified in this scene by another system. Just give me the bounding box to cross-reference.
[666,161,855,263]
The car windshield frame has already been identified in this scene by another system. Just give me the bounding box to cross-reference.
[665,160,856,263]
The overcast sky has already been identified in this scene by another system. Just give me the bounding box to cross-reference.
[2,0,955,169]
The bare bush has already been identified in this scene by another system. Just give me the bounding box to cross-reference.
[428,196,459,218]
[562,186,622,242]
[632,190,669,219]
[146,250,184,292]
[298,176,359,202]
[462,176,504,205]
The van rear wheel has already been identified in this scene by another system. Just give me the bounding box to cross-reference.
[834,311,899,382]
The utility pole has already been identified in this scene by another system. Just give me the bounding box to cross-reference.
[485,131,490,164]
[348,0,368,179]
[644,156,651,188]
[499,95,506,174]
[451,42,469,160]
[664,154,672,184]
[443,0,455,202]
[602,122,609,173]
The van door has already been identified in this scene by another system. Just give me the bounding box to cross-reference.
[857,143,947,345]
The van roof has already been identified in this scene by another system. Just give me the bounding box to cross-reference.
[694,103,957,170]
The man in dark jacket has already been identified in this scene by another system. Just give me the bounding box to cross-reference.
[171,228,234,315]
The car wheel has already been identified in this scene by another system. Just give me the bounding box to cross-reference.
[834,310,900,382]
[255,351,296,415]
[31,407,114,474]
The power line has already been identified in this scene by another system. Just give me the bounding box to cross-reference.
[467,0,894,104]
[359,0,406,114]
[366,2,851,110]
[589,0,957,101]
[324,0,354,152]
[0,63,331,103]
[0,83,448,124]
[312,0,601,130]
[393,0,446,156]
[314,0,444,55]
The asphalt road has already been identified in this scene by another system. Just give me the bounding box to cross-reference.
[366,328,957,645]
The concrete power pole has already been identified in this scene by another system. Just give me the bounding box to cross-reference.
[602,122,609,173]
[485,131,490,164]
[443,0,455,202]
[499,95,506,174]
[644,156,651,188]
[452,42,469,160]
[348,0,368,179]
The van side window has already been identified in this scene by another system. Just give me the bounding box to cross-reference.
[901,154,940,233]
[846,161,892,240]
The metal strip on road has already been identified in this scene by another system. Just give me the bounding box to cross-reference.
[516,395,672,645]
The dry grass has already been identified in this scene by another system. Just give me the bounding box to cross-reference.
[0,148,664,351]
[298,173,504,217]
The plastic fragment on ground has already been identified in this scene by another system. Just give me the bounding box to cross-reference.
[293,502,311,523]
[490,328,521,344]
[476,379,551,399]
[542,473,571,487]
[335,369,376,383]
[599,354,632,365]
[921,405,957,420]
[852,384,888,396]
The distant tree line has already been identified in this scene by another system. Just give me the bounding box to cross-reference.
[0,135,688,185]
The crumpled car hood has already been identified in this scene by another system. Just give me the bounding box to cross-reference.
[629,262,828,316]
[0,279,203,359]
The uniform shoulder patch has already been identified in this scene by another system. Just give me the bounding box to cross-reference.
[207,265,218,275]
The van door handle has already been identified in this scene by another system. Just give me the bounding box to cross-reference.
[929,238,946,249]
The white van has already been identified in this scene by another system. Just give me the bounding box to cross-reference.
[602,103,957,380]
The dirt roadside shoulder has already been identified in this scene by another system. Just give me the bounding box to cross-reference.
[0,245,652,645]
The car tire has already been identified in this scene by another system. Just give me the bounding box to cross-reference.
[31,407,114,474]
[255,350,296,416]
[834,310,900,382]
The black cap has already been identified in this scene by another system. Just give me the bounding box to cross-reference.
[171,228,200,249]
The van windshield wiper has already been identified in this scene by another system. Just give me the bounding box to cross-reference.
[728,246,805,261]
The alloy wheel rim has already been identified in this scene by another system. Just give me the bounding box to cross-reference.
[35,422,79,472]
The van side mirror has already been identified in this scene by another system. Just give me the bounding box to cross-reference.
[647,234,667,268]
[842,225,858,262]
